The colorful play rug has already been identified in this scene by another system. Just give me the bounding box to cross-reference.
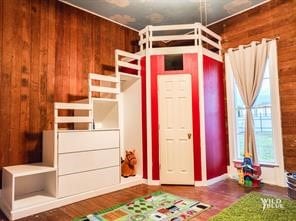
[73,191,211,221]
[209,192,296,221]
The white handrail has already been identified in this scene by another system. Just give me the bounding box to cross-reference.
[149,23,195,31]
[115,49,141,77]
[54,102,93,129]
[150,34,198,42]
[53,48,142,131]
[89,73,119,83]
[138,23,221,55]
[200,25,221,41]
[54,103,92,110]
[117,61,140,70]
[55,116,92,123]
[88,72,120,101]
[116,49,141,60]
[201,36,221,50]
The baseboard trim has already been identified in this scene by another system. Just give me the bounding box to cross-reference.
[206,173,229,186]
[147,180,160,186]
[195,174,229,186]
[141,179,148,184]
[194,181,206,186]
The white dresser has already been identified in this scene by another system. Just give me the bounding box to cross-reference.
[55,130,120,198]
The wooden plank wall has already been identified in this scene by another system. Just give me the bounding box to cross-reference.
[209,0,296,171]
[0,0,138,185]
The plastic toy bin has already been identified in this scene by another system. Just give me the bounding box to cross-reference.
[287,173,296,199]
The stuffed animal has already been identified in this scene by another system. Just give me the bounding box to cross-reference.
[121,150,137,177]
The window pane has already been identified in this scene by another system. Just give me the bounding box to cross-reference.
[256,130,274,163]
[236,110,245,160]
[253,79,271,107]
[234,84,245,160]
[253,65,275,163]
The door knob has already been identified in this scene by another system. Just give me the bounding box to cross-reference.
[188,133,192,139]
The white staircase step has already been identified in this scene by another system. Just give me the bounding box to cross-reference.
[4,164,56,177]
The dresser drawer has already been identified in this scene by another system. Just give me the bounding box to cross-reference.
[58,130,119,153]
[58,148,119,175]
[58,166,120,198]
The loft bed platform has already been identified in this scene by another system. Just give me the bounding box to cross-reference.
[138,23,222,60]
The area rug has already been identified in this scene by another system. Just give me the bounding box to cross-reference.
[209,192,296,221]
[73,191,211,221]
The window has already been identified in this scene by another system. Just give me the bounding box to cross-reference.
[233,60,276,164]
[164,54,183,71]
[226,41,285,186]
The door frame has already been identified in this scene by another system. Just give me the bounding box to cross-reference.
[148,54,202,185]
[157,73,195,185]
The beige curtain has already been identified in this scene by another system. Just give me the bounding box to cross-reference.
[228,39,268,163]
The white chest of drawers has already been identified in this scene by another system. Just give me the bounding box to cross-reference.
[45,129,121,198]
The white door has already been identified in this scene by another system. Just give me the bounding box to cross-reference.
[158,74,194,185]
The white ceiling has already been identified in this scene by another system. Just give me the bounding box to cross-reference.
[60,0,270,31]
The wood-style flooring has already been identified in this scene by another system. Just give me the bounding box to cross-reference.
[0,179,289,221]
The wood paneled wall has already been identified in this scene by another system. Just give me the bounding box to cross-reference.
[209,0,296,170]
[0,0,138,185]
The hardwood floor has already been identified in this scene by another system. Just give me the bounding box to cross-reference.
[0,179,288,221]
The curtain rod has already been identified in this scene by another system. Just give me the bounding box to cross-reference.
[230,36,280,51]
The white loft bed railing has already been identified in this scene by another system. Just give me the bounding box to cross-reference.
[88,72,120,100]
[54,102,93,130]
[87,50,141,101]
[53,50,142,131]
[139,23,222,56]
[116,49,141,90]
[116,49,141,77]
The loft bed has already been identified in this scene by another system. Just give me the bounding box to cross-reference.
[1,23,224,220]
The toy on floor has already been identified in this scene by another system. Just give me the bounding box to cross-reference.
[234,152,262,187]
[121,150,137,177]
